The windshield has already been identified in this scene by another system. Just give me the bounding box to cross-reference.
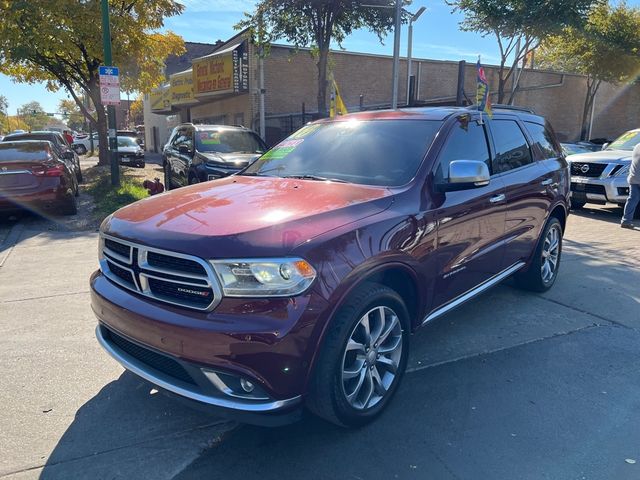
[195,130,265,154]
[606,130,640,151]
[242,119,442,186]
[562,144,591,156]
[117,137,139,148]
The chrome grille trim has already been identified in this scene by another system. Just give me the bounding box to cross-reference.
[98,233,222,312]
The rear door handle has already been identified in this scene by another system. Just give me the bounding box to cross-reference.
[490,194,506,204]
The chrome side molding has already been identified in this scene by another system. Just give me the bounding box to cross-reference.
[422,261,525,326]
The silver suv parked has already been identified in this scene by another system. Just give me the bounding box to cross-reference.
[568,129,640,217]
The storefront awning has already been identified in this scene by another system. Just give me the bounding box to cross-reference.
[192,40,249,99]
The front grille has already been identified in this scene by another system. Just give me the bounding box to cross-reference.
[99,235,219,311]
[104,238,131,259]
[571,183,606,195]
[147,251,207,276]
[571,162,607,178]
[148,277,214,308]
[104,328,196,386]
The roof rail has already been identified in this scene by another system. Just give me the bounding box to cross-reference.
[490,104,536,114]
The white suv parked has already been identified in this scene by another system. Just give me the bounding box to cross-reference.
[568,128,640,218]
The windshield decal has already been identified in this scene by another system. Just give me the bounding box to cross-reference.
[261,139,304,160]
[290,124,322,139]
[199,132,221,144]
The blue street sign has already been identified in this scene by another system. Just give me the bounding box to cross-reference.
[99,66,119,76]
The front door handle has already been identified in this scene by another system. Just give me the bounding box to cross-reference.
[490,194,506,204]
[541,178,553,186]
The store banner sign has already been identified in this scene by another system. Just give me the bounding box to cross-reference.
[150,85,172,113]
[193,41,250,97]
[170,70,195,105]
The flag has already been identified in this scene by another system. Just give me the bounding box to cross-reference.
[329,78,348,118]
[476,59,493,119]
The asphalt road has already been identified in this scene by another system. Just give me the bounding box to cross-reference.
[0,204,639,480]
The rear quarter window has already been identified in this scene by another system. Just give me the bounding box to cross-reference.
[525,121,562,160]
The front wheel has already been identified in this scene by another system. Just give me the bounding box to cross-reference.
[570,200,585,210]
[515,217,563,292]
[163,163,172,191]
[307,282,410,427]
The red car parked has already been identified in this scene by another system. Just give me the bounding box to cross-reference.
[92,107,569,426]
[0,141,79,215]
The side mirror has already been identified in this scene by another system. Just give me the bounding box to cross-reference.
[442,160,490,191]
[178,144,192,155]
[63,150,75,160]
[601,143,609,150]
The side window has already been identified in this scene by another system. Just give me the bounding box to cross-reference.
[525,121,562,160]
[172,127,193,151]
[435,117,491,182]
[491,120,533,174]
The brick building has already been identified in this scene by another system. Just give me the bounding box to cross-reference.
[144,30,640,150]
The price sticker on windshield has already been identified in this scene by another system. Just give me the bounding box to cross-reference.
[262,139,304,160]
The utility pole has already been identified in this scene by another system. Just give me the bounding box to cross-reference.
[406,7,426,105]
[101,0,120,186]
[391,0,402,109]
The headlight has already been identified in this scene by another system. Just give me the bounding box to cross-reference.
[210,258,316,297]
[614,165,630,177]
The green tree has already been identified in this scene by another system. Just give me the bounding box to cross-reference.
[539,2,640,140]
[17,101,50,131]
[237,0,408,117]
[0,95,7,116]
[448,0,598,104]
[59,99,86,132]
[0,0,184,165]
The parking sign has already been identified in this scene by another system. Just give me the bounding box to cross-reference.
[99,66,120,106]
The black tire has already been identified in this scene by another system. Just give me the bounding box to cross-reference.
[76,165,83,184]
[570,200,585,210]
[62,193,78,216]
[306,282,410,427]
[163,163,172,191]
[76,145,87,155]
[188,173,200,185]
[515,217,563,292]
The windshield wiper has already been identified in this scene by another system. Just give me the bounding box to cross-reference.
[283,174,348,183]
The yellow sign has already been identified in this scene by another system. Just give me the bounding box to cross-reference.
[150,85,171,113]
[170,69,195,106]
[193,54,234,97]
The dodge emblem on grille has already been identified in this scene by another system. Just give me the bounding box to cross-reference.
[580,164,590,174]
[177,287,210,297]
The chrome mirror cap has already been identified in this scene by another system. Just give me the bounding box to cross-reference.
[448,160,490,187]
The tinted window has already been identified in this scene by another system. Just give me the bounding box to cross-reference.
[0,143,49,162]
[435,117,490,182]
[195,130,265,154]
[117,137,139,148]
[525,122,561,159]
[491,120,533,173]
[243,120,442,187]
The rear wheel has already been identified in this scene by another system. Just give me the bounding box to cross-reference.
[307,282,410,427]
[515,217,563,292]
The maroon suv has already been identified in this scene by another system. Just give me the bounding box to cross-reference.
[92,107,569,426]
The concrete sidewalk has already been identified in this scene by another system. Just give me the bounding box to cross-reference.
[0,205,638,479]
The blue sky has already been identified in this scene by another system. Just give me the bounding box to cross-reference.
[1,0,638,118]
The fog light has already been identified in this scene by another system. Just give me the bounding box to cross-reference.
[240,378,255,393]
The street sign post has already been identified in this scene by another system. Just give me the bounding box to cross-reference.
[100,0,120,186]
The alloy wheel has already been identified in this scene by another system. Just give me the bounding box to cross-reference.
[341,306,403,411]
[541,224,561,284]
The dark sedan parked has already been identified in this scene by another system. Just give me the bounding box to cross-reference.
[0,141,79,215]
[2,131,82,183]
[163,124,267,190]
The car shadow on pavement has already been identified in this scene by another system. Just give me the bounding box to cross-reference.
[38,371,232,480]
[569,205,625,225]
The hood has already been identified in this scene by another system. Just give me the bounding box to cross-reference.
[567,150,632,164]
[197,151,260,168]
[102,175,393,258]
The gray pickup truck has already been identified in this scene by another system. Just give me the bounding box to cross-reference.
[568,128,640,218]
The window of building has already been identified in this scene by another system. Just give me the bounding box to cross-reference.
[491,120,533,173]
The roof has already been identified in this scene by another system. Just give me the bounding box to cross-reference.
[318,106,545,123]
[165,41,223,78]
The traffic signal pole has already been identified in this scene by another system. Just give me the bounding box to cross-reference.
[101,0,120,186]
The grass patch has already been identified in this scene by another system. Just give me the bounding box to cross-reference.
[87,169,148,218]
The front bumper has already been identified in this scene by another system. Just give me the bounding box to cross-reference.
[570,175,629,205]
[91,270,329,423]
